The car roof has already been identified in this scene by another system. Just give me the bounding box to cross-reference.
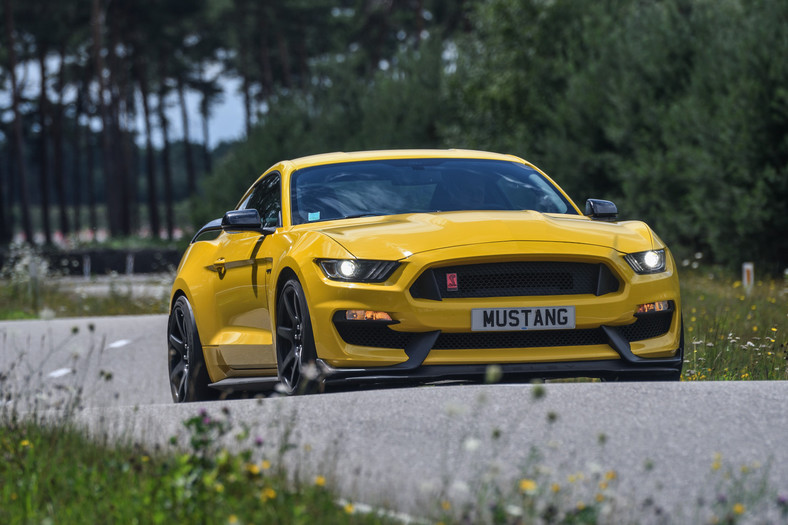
[281,149,531,171]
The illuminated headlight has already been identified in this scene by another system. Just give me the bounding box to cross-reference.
[317,259,400,282]
[624,249,666,274]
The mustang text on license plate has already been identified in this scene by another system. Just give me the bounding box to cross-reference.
[471,306,576,331]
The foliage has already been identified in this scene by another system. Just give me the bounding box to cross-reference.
[444,0,788,271]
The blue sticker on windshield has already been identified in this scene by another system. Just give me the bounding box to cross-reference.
[308,212,321,221]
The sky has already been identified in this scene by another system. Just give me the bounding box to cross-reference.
[1,59,246,150]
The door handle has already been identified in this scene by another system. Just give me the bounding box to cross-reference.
[213,257,226,271]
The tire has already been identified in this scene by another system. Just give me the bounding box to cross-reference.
[275,278,318,395]
[167,295,218,402]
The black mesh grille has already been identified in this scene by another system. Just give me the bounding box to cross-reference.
[334,313,673,350]
[619,312,673,342]
[410,262,618,299]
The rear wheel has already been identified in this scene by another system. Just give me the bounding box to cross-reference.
[275,279,318,395]
[168,295,218,402]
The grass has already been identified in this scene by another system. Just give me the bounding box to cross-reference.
[680,266,788,381]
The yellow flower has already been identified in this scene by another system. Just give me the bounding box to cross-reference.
[595,493,605,503]
[246,463,261,475]
[733,503,745,515]
[344,503,355,514]
[551,483,561,493]
[141,455,150,463]
[712,453,722,471]
[228,515,239,525]
[598,481,608,490]
[260,487,276,501]
[752,326,758,332]
[20,439,32,448]
[261,460,271,471]
[314,475,326,487]
[605,470,617,481]
[214,483,225,494]
[441,500,451,511]
[576,501,586,511]
[519,479,537,493]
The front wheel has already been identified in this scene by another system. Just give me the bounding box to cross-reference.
[275,279,318,395]
[168,295,218,402]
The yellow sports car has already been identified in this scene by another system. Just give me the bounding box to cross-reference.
[168,149,682,401]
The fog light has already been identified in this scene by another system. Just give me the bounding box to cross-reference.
[636,300,671,315]
[345,310,393,321]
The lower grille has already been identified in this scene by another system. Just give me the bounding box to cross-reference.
[334,312,673,350]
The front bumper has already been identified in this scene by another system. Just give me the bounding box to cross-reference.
[317,319,684,386]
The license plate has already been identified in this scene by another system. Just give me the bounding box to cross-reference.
[471,306,576,331]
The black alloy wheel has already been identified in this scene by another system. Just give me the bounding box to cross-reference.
[167,295,217,402]
[275,279,318,394]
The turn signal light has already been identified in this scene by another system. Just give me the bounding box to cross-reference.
[345,310,393,321]
[636,300,671,315]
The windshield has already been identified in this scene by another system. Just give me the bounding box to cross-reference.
[290,158,577,225]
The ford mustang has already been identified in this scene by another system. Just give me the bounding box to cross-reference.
[167,149,683,401]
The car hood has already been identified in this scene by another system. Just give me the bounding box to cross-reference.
[313,211,656,260]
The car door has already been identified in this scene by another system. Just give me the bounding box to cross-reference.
[211,173,282,370]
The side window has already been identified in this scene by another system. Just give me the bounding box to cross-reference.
[243,173,281,228]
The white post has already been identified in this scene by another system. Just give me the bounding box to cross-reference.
[742,262,754,295]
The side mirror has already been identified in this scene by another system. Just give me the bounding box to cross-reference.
[222,209,262,229]
[585,199,618,220]
[222,209,277,234]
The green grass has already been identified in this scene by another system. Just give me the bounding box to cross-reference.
[680,267,788,381]
[0,412,393,525]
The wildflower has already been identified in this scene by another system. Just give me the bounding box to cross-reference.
[142,455,150,463]
[228,515,239,524]
[314,475,326,487]
[261,460,271,470]
[260,487,276,501]
[595,493,605,503]
[20,439,32,449]
[599,481,608,490]
[246,463,261,476]
[344,503,355,514]
[441,500,451,511]
[605,470,617,481]
[712,453,722,471]
[254,437,264,447]
[519,479,537,494]
[551,483,561,493]
[463,437,481,452]
[733,503,745,515]
[576,501,586,511]
[214,483,225,493]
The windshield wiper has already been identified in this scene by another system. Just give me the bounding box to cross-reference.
[339,213,384,220]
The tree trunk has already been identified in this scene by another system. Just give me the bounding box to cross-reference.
[157,62,175,241]
[71,87,83,237]
[177,74,197,196]
[134,58,161,239]
[53,46,70,238]
[0,136,9,244]
[91,0,119,237]
[38,51,53,245]
[4,0,34,244]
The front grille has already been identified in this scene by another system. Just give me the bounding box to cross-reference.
[410,262,619,300]
[334,312,673,350]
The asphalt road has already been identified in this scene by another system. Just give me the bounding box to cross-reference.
[2,315,788,522]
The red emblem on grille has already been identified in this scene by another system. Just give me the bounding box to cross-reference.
[446,273,458,291]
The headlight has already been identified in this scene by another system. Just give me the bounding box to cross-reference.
[317,259,400,282]
[624,249,666,274]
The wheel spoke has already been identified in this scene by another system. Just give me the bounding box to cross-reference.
[288,356,299,385]
[169,333,185,355]
[277,325,294,343]
[283,290,297,324]
[280,348,296,373]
